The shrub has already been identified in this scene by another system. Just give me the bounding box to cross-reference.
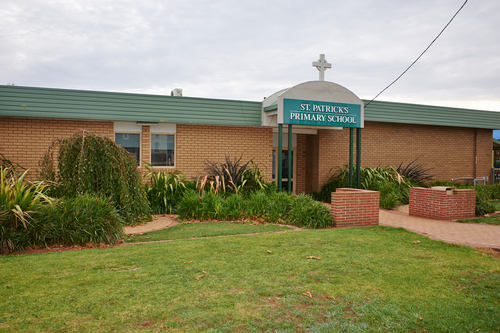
[264,191,293,222]
[177,188,332,229]
[39,130,151,225]
[487,184,500,199]
[35,194,125,246]
[375,181,401,210]
[223,193,246,220]
[201,156,270,195]
[242,161,270,192]
[145,168,187,214]
[1,153,26,178]
[288,194,333,229]
[0,167,53,253]
[396,158,436,184]
[314,164,411,209]
[177,190,203,221]
[200,192,225,220]
[475,191,495,216]
[246,191,269,218]
[202,155,250,194]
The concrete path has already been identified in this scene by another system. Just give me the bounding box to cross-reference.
[380,207,500,249]
[123,215,179,235]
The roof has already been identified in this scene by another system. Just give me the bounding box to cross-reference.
[1,85,499,129]
[0,85,262,127]
[494,138,500,150]
[363,100,500,130]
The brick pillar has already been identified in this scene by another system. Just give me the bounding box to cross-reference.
[141,126,150,166]
[331,188,380,228]
[409,187,476,220]
[296,134,307,194]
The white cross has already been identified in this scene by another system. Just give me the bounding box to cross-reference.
[312,54,331,81]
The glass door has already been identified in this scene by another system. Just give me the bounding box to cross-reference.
[272,148,296,193]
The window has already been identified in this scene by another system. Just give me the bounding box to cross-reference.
[115,133,141,165]
[151,134,175,167]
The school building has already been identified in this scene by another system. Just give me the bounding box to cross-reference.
[1,81,499,193]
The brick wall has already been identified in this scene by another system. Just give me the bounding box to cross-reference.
[331,188,380,228]
[0,117,113,178]
[0,118,273,182]
[1,116,493,193]
[316,122,492,189]
[409,187,476,220]
[174,124,273,180]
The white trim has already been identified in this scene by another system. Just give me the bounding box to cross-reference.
[150,123,177,134]
[114,121,139,132]
[273,133,297,148]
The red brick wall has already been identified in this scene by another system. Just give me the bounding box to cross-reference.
[0,116,493,193]
[316,122,492,189]
[0,118,273,182]
[0,117,113,178]
[174,124,273,180]
[409,187,476,220]
[331,188,380,228]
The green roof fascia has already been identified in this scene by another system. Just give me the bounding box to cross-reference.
[0,85,262,127]
[363,99,500,130]
[2,85,500,130]
[493,138,500,149]
[263,102,277,112]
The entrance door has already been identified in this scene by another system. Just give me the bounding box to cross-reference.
[272,148,296,193]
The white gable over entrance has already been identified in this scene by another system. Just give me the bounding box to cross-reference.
[262,81,365,132]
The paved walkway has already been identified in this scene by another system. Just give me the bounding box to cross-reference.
[124,214,179,235]
[379,207,500,249]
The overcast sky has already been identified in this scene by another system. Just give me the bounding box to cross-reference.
[1,0,499,111]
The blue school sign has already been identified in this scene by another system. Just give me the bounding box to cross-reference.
[283,98,362,128]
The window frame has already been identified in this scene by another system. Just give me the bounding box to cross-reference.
[150,133,176,168]
[114,132,142,167]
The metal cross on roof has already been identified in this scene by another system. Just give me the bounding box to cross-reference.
[312,54,331,81]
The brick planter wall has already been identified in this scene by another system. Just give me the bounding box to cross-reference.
[409,187,476,220]
[331,188,380,228]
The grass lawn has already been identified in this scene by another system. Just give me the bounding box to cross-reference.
[1,226,499,332]
[125,222,294,243]
[457,200,500,225]
[491,200,500,211]
[457,216,500,225]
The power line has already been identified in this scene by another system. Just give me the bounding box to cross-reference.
[364,0,469,108]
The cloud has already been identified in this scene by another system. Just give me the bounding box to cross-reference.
[1,0,499,111]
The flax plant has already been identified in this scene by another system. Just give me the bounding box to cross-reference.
[202,155,250,194]
[145,166,187,214]
[0,167,52,252]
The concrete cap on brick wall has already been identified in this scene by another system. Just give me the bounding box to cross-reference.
[335,188,379,194]
[431,186,455,195]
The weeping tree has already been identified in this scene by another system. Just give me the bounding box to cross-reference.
[39,130,151,225]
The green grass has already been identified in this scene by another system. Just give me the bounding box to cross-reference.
[125,222,294,243]
[490,200,500,211]
[457,216,500,225]
[456,200,500,225]
[1,227,499,332]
